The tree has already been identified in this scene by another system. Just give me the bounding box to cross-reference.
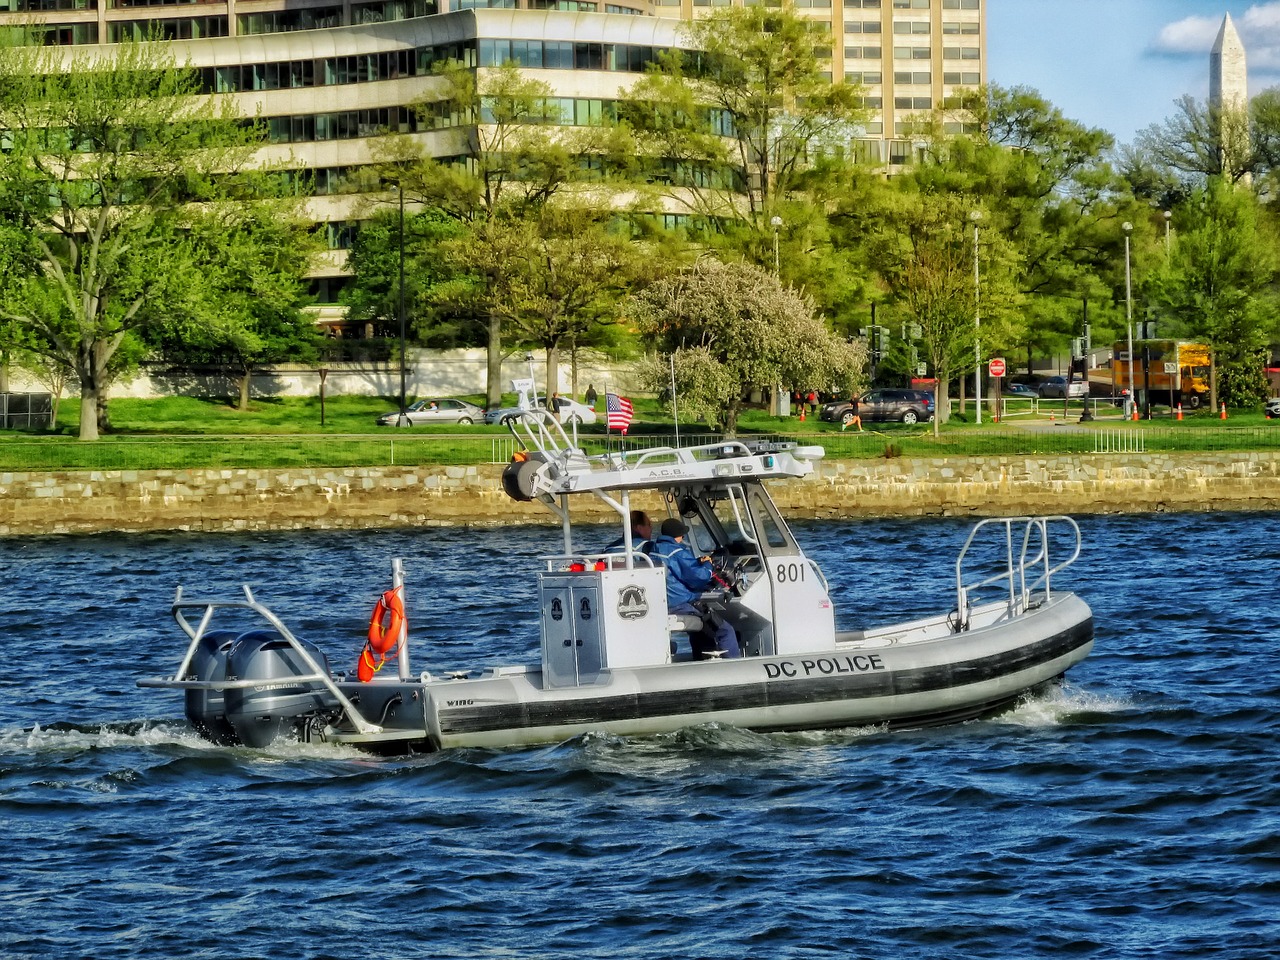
[866,186,1026,433]
[487,208,644,397]
[368,62,592,407]
[898,85,1120,388]
[342,207,473,347]
[1150,178,1279,406]
[1129,94,1254,191]
[0,39,312,439]
[147,202,322,410]
[618,2,866,271]
[628,258,866,435]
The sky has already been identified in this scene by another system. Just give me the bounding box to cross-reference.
[986,0,1280,144]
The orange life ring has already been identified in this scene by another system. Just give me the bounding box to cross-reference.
[368,587,405,656]
[357,587,405,682]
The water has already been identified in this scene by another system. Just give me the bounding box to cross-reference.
[2,514,1278,959]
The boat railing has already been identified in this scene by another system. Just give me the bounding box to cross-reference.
[137,584,382,736]
[953,516,1082,630]
[541,551,658,572]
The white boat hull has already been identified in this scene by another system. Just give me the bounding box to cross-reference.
[330,593,1092,751]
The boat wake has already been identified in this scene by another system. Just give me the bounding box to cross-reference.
[999,682,1130,729]
[0,720,369,762]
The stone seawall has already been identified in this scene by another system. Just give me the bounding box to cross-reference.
[3,452,1279,536]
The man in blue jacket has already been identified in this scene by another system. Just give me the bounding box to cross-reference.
[651,518,740,660]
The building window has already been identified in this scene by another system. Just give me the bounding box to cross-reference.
[4,0,94,8]
[843,0,881,6]
[845,70,881,84]
[893,70,930,84]
[239,6,341,34]
[843,20,880,33]
[942,45,981,60]
[894,95,932,109]
[350,0,436,24]
[108,16,228,41]
[942,0,979,8]
[893,0,928,7]
[942,70,981,85]
[893,20,930,34]
[941,20,980,34]
[893,45,931,60]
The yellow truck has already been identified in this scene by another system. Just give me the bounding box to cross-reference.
[1111,340,1211,409]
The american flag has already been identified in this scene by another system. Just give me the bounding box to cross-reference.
[605,392,633,432]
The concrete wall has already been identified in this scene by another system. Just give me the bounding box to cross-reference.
[3,452,1279,537]
[2,348,641,401]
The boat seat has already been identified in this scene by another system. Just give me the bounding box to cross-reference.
[667,613,704,633]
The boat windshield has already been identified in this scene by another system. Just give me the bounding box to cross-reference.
[683,483,799,558]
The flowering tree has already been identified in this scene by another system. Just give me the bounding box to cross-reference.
[628,259,865,435]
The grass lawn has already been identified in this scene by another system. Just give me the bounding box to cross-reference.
[2,391,1277,472]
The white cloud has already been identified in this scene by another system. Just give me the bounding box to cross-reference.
[1150,15,1221,56]
[1147,5,1280,81]
[1241,3,1280,73]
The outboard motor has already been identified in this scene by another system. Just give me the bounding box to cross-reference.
[184,629,240,745]
[224,630,338,748]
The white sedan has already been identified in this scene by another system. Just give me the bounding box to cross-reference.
[377,398,485,426]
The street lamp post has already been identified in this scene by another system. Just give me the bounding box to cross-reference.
[1164,209,1172,257]
[394,184,408,427]
[970,210,982,425]
[770,215,782,274]
[1123,221,1134,418]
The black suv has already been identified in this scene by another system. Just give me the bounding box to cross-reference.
[820,389,935,426]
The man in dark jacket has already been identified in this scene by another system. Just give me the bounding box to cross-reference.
[650,518,740,659]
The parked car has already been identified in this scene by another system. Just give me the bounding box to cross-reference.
[822,389,934,426]
[1038,376,1089,399]
[376,398,485,426]
[1004,382,1039,399]
[485,396,598,426]
[1266,397,1280,419]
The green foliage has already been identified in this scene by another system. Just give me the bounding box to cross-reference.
[0,39,313,438]
[1150,179,1280,406]
[628,258,866,435]
[342,207,475,347]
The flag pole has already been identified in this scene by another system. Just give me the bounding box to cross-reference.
[670,354,680,446]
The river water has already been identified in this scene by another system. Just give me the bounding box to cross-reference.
[1,513,1277,959]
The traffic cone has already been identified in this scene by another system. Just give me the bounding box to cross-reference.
[1220,402,1227,420]
[799,407,805,422]
[1131,403,1139,422]
[1176,403,1183,421]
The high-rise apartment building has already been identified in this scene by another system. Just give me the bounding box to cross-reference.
[0,0,985,318]
[655,0,985,165]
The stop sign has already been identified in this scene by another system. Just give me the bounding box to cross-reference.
[988,357,1006,378]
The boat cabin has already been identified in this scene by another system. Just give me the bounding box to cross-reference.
[501,419,837,687]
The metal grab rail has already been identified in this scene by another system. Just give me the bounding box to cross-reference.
[953,516,1082,630]
[136,584,382,736]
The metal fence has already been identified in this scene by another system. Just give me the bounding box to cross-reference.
[1,426,1278,472]
[0,393,53,431]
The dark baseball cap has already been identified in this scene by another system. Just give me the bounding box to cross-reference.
[660,518,688,538]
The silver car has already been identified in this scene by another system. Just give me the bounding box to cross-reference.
[1038,377,1088,399]
[377,398,485,426]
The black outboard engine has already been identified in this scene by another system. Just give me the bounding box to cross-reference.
[184,629,241,745]
[223,630,339,748]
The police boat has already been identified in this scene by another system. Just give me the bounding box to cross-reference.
[139,413,1094,752]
